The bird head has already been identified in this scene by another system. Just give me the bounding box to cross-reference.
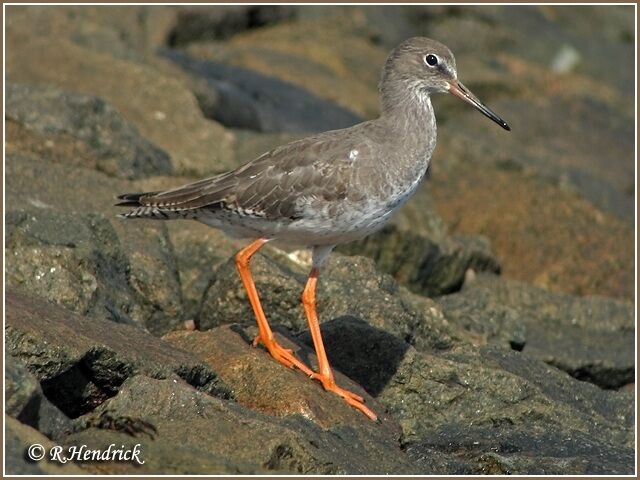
[380,37,510,131]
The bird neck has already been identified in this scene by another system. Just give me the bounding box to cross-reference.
[380,81,435,123]
[379,86,437,154]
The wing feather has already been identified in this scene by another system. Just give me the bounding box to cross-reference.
[117,124,377,220]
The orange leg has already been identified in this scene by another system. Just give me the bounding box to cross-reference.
[235,239,314,377]
[302,267,378,421]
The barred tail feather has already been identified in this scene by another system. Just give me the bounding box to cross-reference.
[115,191,191,220]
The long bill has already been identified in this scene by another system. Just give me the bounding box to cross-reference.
[448,81,511,131]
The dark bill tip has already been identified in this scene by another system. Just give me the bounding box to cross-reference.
[448,81,511,131]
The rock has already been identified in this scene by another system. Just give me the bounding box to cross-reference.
[435,288,526,351]
[60,425,266,474]
[6,34,235,176]
[198,248,299,332]
[65,374,421,474]
[6,206,183,335]
[6,290,231,419]
[292,311,632,473]
[198,252,461,352]
[430,161,635,301]
[166,222,245,321]
[297,316,410,397]
[317,256,460,351]
[6,139,187,334]
[6,355,74,439]
[167,5,296,46]
[406,423,634,475]
[6,82,172,179]
[428,5,634,94]
[165,325,394,427]
[162,49,363,133]
[462,95,634,223]
[180,15,387,118]
[293,6,420,48]
[5,151,127,216]
[6,5,179,59]
[5,416,86,475]
[339,225,500,297]
[438,274,634,389]
[6,355,42,419]
[378,344,632,472]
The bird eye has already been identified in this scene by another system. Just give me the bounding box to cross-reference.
[424,54,438,67]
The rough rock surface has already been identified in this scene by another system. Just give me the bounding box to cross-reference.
[6,356,74,439]
[6,206,184,335]
[65,374,417,475]
[339,225,501,297]
[5,5,634,475]
[199,253,462,352]
[6,83,172,179]
[437,274,634,389]
[430,162,635,300]
[6,35,235,176]
[6,290,231,418]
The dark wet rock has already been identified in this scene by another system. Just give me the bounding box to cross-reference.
[6,83,172,179]
[339,225,500,297]
[406,423,634,475]
[436,288,526,351]
[6,207,183,335]
[167,5,296,46]
[66,374,420,474]
[373,343,632,473]
[6,355,74,439]
[6,290,231,419]
[5,416,86,475]
[439,274,634,389]
[7,35,235,176]
[162,48,363,133]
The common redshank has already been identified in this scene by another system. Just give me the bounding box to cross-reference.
[116,37,510,421]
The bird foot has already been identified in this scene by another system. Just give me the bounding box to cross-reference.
[311,373,378,421]
[253,335,314,377]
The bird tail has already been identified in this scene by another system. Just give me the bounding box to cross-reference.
[115,191,180,220]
